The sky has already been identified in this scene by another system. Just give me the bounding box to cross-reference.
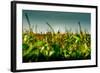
[22,10,91,33]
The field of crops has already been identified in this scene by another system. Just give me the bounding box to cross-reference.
[22,24,91,63]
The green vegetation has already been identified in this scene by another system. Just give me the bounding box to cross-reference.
[22,24,91,62]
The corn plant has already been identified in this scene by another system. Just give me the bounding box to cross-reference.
[22,22,91,62]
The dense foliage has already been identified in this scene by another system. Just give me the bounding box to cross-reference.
[22,28,91,62]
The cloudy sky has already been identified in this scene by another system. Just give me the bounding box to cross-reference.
[22,10,91,33]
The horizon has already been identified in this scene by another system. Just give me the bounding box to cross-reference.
[22,10,91,34]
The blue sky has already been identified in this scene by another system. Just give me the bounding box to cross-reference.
[22,10,91,33]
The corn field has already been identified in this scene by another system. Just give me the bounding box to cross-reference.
[22,23,91,62]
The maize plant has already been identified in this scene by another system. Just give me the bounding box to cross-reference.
[22,22,91,62]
